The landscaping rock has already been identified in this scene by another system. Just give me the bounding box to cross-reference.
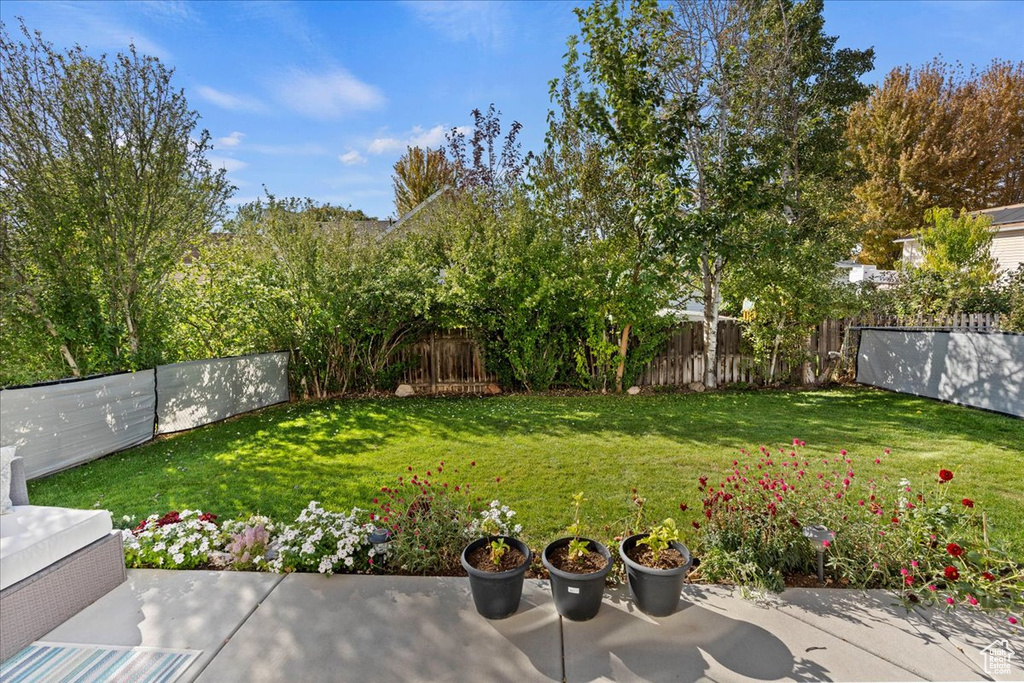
[688,382,706,393]
[627,386,641,395]
[395,384,415,397]
[484,383,501,395]
[208,551,233,570]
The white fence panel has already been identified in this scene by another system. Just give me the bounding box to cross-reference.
[0,371,156,479]
[857,330,1023,417]
[156,352,289,434]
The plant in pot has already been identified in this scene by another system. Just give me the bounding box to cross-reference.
[619,517,692,616]
[542,492,612,621]
[461,503,530,619]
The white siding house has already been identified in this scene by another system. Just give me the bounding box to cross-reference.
[896,203,1024,273]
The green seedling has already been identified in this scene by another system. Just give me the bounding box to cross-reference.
[638,518,680,563]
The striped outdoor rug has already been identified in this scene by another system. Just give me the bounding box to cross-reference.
[0,642,200,683]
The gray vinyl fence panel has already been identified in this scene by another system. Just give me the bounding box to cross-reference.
[857,329,1024,417]
[155,351,289,434]
[0,371,157,479]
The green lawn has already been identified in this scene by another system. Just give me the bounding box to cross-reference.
[29,387,1024,550]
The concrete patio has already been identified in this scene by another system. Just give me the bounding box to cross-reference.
[36,569,1022,682]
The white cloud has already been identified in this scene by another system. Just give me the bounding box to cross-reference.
[217,131,246,148]
[367,124,457,155]
[271,69,385,120]
[338,150,367,165]
[137,1,199,23]
[197,86,267,113]
[402,1,510,49]
[207,155,248,173]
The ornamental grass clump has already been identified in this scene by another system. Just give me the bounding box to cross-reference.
[372,461,482,575]
[123,509,219,569]
[269,502,380,574]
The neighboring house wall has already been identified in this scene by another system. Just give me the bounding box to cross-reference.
[990,227,1024,272]
[899,239,924,267]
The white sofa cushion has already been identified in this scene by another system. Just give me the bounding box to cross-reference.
[0,505,113,590]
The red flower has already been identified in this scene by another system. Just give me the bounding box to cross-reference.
[982,572,996,581]
[679,503,688,512]
[946,543,964,557]
[691,521,700,530]
[938,469,954,482]
[199,512,217,523]
[944,566,960,581]
[961,498,974,508]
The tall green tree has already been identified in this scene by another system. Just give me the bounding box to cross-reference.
[541,0,688,392]
[659,0,872,387]
[0,22,232,380]
[391,146,454,217]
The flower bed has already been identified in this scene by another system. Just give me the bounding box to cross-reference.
[118,449,1022,624]
[690,440,1023,621]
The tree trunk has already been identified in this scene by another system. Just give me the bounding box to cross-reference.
[615,323,632,393]
[702,255,723,389]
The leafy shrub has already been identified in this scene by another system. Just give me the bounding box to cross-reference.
[269,502,381,574]
[123,510,220,569]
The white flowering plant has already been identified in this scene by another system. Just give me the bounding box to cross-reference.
[268,502,382,575]
[468,500,523,538]
[122,510,220,569]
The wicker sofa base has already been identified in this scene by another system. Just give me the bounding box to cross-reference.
[0,531,126,662]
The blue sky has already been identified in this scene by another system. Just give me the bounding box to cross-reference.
[3,1,1023,220]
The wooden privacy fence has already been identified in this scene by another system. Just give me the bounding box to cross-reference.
[639,318,846,387]
[389,329,497,393]
[386,312,1000,393]
[855,312,1000,331]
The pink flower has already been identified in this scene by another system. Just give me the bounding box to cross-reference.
[874,458,881,464]
[884,448,891,455]
[911,560,919,568]
[968,596,978,606]
[872,563,879,569]
[858,499,865,506]
[840,449,847,456]
[822,540,830,548]
[793,438,800,446]
[928,585,937,591]
[900,568,909,576]
[1009,617,1018,625]
[946,597,955,605]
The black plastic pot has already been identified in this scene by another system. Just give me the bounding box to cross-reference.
[542,537,612,621]
[619,533,692,617]
[461,536,531,619]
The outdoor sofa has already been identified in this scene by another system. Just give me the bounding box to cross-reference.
[0,456,126,661]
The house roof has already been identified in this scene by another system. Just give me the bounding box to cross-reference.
[976,202,1024,227]
[895,202,1024,243]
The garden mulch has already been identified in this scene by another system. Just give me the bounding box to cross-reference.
[31,569,1022,682]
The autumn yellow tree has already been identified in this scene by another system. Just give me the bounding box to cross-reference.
[391,146,455,216]
[846,59,1024,267]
